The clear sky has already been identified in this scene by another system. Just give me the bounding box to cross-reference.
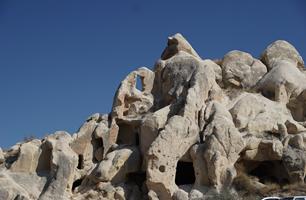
[0,0,306,149]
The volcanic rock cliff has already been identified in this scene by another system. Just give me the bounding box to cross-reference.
[1,33,306,200]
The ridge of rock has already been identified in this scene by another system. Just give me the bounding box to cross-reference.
[1,33,306,200]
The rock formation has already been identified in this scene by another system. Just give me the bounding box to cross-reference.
[1,33,306,200]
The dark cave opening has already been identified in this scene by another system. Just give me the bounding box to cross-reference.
[127,172,146,188]
[175,161,195,186]
[248,160,289,185]
[117,122,139,145]
[135,132,139,146]
[36,143,52,174]
[262,90,275,101]
[91,135,104,163]
[6,154,18,168]
[72,179,83,192]
[77,154,84,169]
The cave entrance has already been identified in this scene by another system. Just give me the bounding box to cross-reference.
[248,160,289,185]
[36,143,52,175]
[77,154,84,169]
[117,122,139,146]
[72,178,83,192]
[175,161,195,186]
[127,172,146,188]
[91,136,104,163]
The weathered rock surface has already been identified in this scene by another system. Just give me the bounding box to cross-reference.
[261,40,304,70]
[0,148,5,164]
[1,33,306,199]
[203,101,244,190]
[221,50,267,89]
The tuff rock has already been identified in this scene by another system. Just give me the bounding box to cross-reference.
[1,33,306,200]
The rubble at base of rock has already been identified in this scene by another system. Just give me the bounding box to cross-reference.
[1,33,306,200]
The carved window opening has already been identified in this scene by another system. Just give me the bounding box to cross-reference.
[117,122,139,146]
[77,154,84,169]
[175,161,195,185]
[136,76,143,91]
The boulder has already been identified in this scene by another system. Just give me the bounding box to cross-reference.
[222,50,267,89]
[90,146,141,184]
[242,137,283,161]
[10,139,41,173]
[257,60,306,103]
[282,146,306,183]
[172,189,189,200]
[229,93,305,135]
[261,40,304,70]
[287,133,306,150]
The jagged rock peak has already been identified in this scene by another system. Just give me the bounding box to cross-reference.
[161,33,201,60]
[1,34,306,200]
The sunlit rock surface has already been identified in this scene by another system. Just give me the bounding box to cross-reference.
[1,34,306,200]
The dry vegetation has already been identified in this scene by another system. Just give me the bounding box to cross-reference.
[233,173,306,198]
[205,189,261,200]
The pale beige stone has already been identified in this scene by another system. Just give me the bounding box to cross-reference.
[242,137,283,161]
[222,50,267,89]
[39,131,78,200]
[70,116,102,173]
[10,139,41,173]
[190,144,209,187]
[161,33,201,60]
[90,146,141,184]
[139,105,171,169]
[261,40,304,70]
[257,60,306,103]
[203,101,244,190]
[0,172,31,200]
[0,148,4,164]
[172,189,189,200]
[229,93,305,135]
[146,116,199,199]
[94,117,118,158]
[111,67,154,120]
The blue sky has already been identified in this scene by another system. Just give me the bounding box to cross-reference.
[0,0,306,148]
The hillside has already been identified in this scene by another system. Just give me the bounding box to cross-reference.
[1,33,306,200]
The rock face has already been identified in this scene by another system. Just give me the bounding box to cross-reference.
[1,34,306,200]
